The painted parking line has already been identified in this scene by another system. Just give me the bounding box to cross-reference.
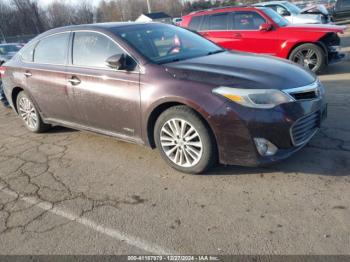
[0,183,175,255]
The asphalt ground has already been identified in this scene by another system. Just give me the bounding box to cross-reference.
[0,26,349,255]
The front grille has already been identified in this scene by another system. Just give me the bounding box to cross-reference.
[290,91,318,100]
[284,81,322,101]
[291,111,320,146]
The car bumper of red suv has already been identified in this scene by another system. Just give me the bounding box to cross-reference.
[209,96,327,167]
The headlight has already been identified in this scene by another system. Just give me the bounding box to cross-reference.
[212,87,294,109]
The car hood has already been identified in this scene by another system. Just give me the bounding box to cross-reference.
[283,24,346,33]
[300,4,329,15]
[292,13,323,23]
[164,51,316,90]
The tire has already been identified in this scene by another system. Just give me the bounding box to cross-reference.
[154,105,217,174]
[289,43,326,74]
[16,91,50,133]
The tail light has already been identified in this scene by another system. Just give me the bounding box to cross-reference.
[0,66,5,79]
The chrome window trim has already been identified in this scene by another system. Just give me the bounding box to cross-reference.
[19,31,71,65]
[19,30,145,74]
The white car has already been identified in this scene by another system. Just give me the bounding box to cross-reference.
[254,1,332,24]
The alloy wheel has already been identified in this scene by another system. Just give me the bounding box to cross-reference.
[292,48,319,71]
[160,118,203,168]
[18,96,38,129]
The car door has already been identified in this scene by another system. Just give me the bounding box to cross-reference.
[24,32,76,122]
[198,13,236,50]
[66,31,141,140]
[230,11,279,56]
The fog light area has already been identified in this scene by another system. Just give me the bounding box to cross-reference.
[254,138,278,156]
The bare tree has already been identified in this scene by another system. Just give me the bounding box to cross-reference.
[11,0,45,33]
[74,1,94,25]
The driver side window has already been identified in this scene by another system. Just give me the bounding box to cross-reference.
[72,32,125,69]
[233,11,266,30]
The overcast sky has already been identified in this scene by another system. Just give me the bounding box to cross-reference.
[38,0,101,6]
[37,0,192,7]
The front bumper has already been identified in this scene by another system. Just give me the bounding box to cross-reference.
[328,46,346,64]
[209,97,327,167]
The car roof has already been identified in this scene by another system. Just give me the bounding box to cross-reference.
[187,6,262,16]
[255,1,288,5]
[38,22,159,38]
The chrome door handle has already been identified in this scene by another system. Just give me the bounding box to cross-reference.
[68,77,81,85]
[24,72,32,77]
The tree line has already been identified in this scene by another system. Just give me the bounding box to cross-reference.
[0,0,259,40]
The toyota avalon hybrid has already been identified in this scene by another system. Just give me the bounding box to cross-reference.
[2,23,327,174]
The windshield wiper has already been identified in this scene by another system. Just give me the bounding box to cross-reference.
[207,50,225,56]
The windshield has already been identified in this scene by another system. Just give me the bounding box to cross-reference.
[0,44,21,55]
[262,8,290,27]
[284,2,302,14]
[115,24,223,64]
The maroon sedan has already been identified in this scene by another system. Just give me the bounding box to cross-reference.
[2,23,327,174]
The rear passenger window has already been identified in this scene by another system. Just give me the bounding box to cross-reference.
[232,11,266,30]
[34,33,69,64]
[21,42,36,62]
[73,32,124,68]
[209,13,229,30]
[188,16,203,31]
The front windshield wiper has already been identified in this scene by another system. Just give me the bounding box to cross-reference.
[207,50,225,56]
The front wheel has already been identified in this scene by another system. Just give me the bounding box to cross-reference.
[289,43,326,73]
[16,91,50,133]
[154,106,217,174]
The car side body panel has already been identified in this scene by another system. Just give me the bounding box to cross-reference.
[181,7,345,60]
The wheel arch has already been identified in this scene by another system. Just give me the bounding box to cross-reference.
[11,86,24,113]
[287,41,328,62]
[146,100,218,151]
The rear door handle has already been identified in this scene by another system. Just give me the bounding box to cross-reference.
[24,71,32,77]
[233,33,242,38]
[68,76,81,85]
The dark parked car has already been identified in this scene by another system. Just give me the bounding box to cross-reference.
[2,23,327,173]
[0,43,22,63]
[332,0,350,21]
[0,43,23,107]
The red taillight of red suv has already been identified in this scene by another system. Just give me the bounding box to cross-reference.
[0,66,5,79]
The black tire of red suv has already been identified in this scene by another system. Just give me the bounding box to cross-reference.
[289,43,326,74]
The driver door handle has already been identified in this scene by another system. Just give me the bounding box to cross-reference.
[233,33,242,38]
[24,71,32,77]
[68,76,81,85]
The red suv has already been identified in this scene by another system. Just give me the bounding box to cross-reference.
[181,6,345,73]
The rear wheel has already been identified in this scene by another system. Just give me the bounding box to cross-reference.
[289,43,326,73]
[16,91,50,133]
[154,106,216,174]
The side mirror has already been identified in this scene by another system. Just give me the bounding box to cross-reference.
[259,23,273,31]
[106,54,125,70]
